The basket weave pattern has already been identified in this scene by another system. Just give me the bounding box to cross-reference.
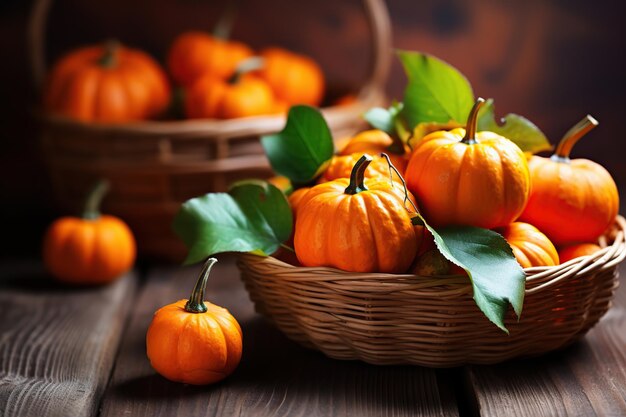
[238,217,626,367]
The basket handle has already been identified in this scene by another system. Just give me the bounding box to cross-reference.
[27,0,392,97]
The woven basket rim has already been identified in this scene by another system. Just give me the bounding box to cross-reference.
[238,215,626,294]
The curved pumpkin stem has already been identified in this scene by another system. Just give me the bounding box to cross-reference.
[185,258,218,314]
[552,115,598,162]
[461,97,485,145]
[228,56,265,84]
[344,154,372,195]
[98,40,120,69]
[83,179,110,220]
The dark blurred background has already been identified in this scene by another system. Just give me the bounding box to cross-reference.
[1,0,625,258]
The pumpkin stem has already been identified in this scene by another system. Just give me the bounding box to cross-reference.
[97,40,120,69]
[212,1,238,40]
[185,258,218,314]
[344,154,372,195]
[461,97,486,145]
[83,179,110,220]
[552,115,598,162]
[227,56,265,84]
[380,153,422,225]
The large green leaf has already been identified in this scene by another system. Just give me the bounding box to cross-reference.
[477,99,552,154]
[172,181,292,265]
[261,105,334,184]
[413,213,525,332]
[398,51,474,129]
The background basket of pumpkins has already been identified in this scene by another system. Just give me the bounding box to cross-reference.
[172,48,625,366]
[32,0,391,260]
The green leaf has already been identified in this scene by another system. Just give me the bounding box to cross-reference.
[477,99,552,154]
[363,101,404,134]
[413,213,525,333]
[398,50,474,129]
[172,180,292,265]
[261,105,334,184]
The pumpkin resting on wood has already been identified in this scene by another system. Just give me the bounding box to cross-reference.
[44,41,170,122]
[146,258,242,385]
[294,154,422,273]
[43,180,136,284]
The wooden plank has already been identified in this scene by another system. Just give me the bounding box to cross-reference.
[465,261,626,417]
[100,255,459,417]
[0,262,137,417]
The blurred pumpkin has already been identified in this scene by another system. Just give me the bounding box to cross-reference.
[256,47,325,107]
[146,258,242,385]
[339,130,409,173]
[295,155,422,273]
[558,243,602,264]
[44,41,170,122]
[496,222,559,268]
[405,98,530,229]
[168,31,253,87]
[43,180,136,285]
[520,116,619,246]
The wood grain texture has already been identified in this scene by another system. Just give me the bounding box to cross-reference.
[100,255,459,417]
[0,262,137,417]
[465,260,626,417]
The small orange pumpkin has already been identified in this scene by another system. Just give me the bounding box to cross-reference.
[168,31,253,87]
[318,152,403,185]
[520,116,619,246]
[295,154,422,273]
[256,47,325,107]
[495,222,559,268]
[146,258,242,385]
[339,130,409,173]
[558,243,602,264]
[45,41,170,122]
[405,98,530,229]
[43,181,136,285]
[185,58,275,119]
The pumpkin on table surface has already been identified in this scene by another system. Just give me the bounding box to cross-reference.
[168,31,253,87]
[256,47,325,107]
[146,258,242,385]
[185,57,276,119]
[44,41,170,123]
[520,115,619,246]
[294,154,423,273]
[43,180,136,285]
[339,129,409,173]
[495,222,559,268]
[405,98,530,229]
[559,243,602,264]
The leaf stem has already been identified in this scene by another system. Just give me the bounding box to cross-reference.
[185,258,218,314]
[552,115,598,162]
[344,154,372,195]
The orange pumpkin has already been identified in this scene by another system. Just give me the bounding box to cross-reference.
[318,152,403,185]
[168,31,253,86]
[520,116,619,246]
[339,130,409,173]
[43,181,136,285]
[146,258,242,385]
[558,243,602,264]
[44,41,170,122]
[405,98,530,229]
[256,47,325,106]
[295,154,422,273]
[185,58,275,119]
[288,187,311,220]
[495,222,559,268]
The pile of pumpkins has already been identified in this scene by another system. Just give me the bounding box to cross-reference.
[43,32,325,123]
[281,98,620,274]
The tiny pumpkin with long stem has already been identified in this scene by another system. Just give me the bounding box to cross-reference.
[405,98,530,229]
[185,57,276,119]
[495,222,559,268]
[294,154,422,273]
[520,115,619,246]
[146,258,242,385]
[43,180,136,285]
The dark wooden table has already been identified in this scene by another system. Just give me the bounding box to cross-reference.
[1,255,624,417]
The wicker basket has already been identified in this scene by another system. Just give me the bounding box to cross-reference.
[237,216,625,367]
[29,0,392,261]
